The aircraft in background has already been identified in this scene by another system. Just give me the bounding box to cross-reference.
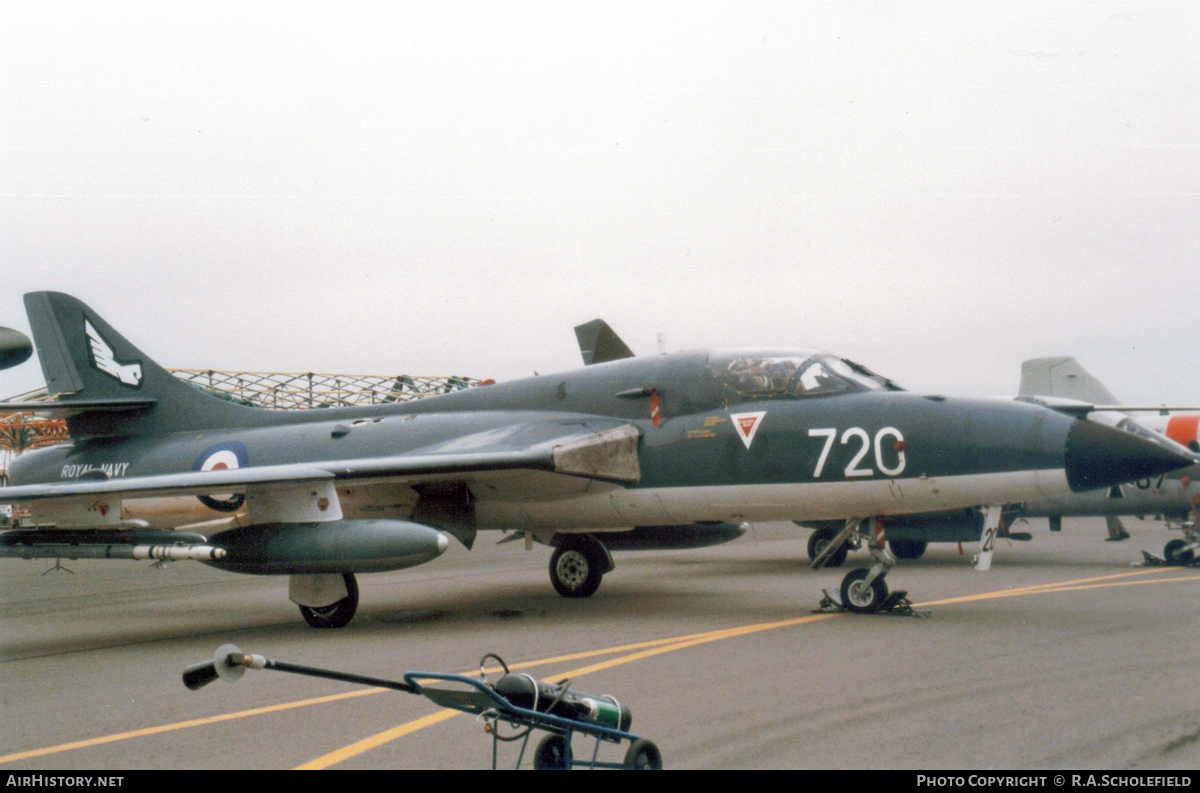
[1011,357,1200,562]
[0,294,1189,624]
[0,327,32,371]
[801,357,1200,568]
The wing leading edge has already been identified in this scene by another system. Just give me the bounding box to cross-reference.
[0,419,641,503]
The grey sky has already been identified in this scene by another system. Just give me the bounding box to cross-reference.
[2,2,1197,404]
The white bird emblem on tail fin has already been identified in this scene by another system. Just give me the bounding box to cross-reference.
[85,319,143,386]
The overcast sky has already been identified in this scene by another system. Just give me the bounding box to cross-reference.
[1,2,1197,405]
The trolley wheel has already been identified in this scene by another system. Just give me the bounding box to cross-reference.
[533,733,572,770]
[550,538,605,598]
[1164,539,1195,566]
[807,531,849,567]
[623,738,663,770]
[889,538,927,560]
[298,573,359,629]
[840,568,888,613]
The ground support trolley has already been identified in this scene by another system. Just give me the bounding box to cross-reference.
[182,644,662,770]
[405,669,660,769]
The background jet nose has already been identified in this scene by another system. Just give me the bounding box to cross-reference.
[1065,419,1193,492]
[0,327,32,371]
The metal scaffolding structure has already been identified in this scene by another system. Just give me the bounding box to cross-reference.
[0,369,483,461]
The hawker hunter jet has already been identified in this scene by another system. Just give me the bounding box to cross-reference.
[0,294,1191,625]
[801,357,1200,569]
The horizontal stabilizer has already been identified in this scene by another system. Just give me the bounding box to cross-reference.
[0,398,156,416]
[1015,395,1200,420]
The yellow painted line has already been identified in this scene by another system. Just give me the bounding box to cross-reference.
[991,575,1200,597]
[0,629,728,766]
[4,566,1195,768]
[0,688,381,765]
[299,568,1200,769]
[995,567,1177,590]
[293,710,461,770]
[917,568,1193,607]
[297,612,842,769]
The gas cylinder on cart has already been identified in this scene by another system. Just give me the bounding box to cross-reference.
[492,673,633,732]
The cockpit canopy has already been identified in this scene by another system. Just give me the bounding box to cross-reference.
[707,349,900,398]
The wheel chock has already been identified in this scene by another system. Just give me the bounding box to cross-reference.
[814,588,930,618]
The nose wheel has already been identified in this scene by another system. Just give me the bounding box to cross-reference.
[1164,537,1198,565]
[840,568,889,612]
[1154,516,1200,566]
[814,518,925,616]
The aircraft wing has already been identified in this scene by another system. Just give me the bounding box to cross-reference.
[0,418,640,503]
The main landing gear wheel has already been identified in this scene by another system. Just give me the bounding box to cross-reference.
[299,572,359,629]
[889,538,927,560]
[533,733,571,770]
[623,738,663,770]
[1164,539,1195,566]
[840,568,888,613]
[550,537,606,598]
[807,530,849,567]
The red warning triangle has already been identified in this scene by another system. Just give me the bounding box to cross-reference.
[730,411,766,449]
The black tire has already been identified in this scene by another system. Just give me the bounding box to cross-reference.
[1164,539,1195,566]
[533,733,572,770]
[623,738,663,770]
[889,538,927,560]
[839,568,888,614]
[550,538,605,598]
[806,531,849,568]
[299,573,359,629]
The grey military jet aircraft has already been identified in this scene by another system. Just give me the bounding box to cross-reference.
[1010,357,1200,563]
[0,293,1191,625]
[802,357,1200,568]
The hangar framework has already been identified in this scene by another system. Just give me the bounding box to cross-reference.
[0,368,482,460]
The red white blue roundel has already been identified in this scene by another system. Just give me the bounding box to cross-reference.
[192,441,249,512]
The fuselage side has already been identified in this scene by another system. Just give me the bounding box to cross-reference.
[7,350,1079,531]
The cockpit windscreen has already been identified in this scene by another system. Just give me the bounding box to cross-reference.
[707,350,900,398]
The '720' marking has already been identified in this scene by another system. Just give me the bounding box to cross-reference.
[808,427,906,478]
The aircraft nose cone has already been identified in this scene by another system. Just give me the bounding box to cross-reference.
[1065,419,1193,492]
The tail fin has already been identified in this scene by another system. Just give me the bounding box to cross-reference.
[22,292,269,438]
[1018,356,1121,405]
[574,319,635,366]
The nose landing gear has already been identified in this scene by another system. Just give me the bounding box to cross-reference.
[812,517,925,616]
[1162,517,1200,566]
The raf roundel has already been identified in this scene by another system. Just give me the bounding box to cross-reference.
[193,442,250,512]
